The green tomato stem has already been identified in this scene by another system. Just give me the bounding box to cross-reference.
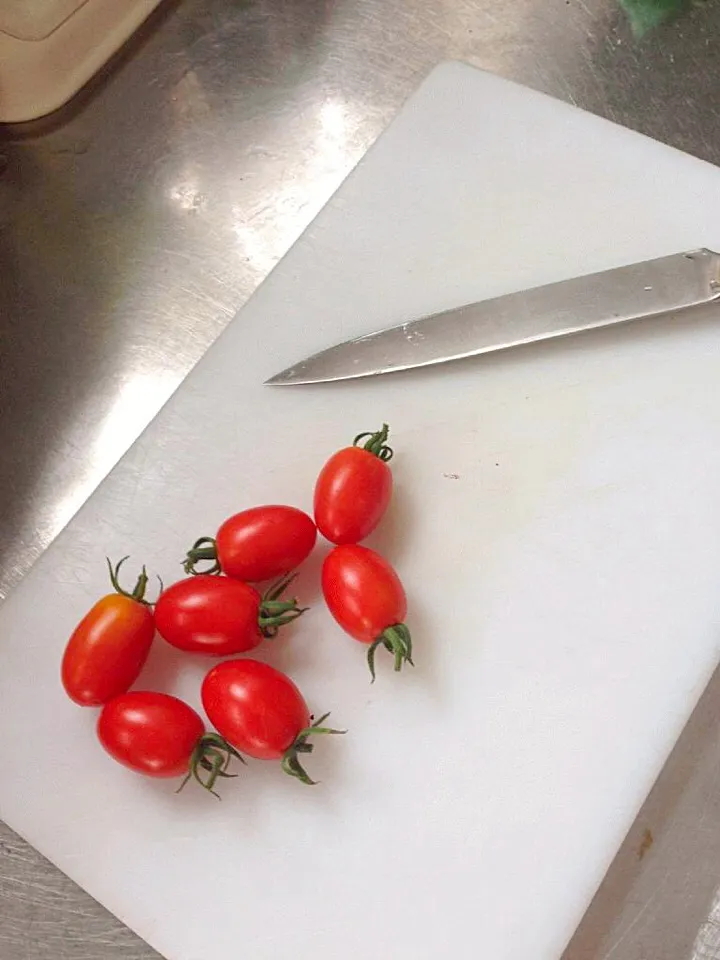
[183,537,221,576]
[106,556,158,606]
[177,733,246,799]
[367,623,414,683]
[353,423,393,462]
[280,713,346,785]
[258,574,308,638]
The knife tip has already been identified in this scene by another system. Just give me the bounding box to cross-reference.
[265,366,338,385]
[264,370,296,385]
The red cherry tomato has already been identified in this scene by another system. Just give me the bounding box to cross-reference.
[155,574,305,656]
[61,558,156,706]
[155,575,262,655]
[314,425,394,544]
[97,692,242,795]
[98,692,205,777]
[201,659,343,784]
[322,544,413,680]
[184,505,317,582]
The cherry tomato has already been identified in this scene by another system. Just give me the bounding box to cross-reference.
[201,659,343,784]
[97,692,242,795]
[61,558,156,707]
[314,424,394,544]
[154,573,305,656]
[322,544,413,680]
[184,505,317,582]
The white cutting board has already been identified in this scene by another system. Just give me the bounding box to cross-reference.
[2,61,720,960]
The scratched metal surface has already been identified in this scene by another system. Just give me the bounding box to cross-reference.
[2,0,720,958]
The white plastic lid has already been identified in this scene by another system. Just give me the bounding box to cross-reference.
[0,0,164,122]
[0,0,87,41]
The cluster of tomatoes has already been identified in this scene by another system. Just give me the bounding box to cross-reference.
[60,425,412,795]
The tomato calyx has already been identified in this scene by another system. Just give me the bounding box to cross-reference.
[258,573,308,638]
[178,732,246,799]
[280,713,346,786]
[353,423,393,462]
[106,556,160,606]
[367,624,414,682]
[183,536,221,576]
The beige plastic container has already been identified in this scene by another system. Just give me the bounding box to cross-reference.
[0,0,165,123]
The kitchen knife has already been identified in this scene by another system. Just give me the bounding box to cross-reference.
[266,248,720,385]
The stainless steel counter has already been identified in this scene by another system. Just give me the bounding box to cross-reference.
[2,1,720,957]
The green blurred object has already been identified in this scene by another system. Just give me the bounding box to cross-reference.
[619,0,688,34]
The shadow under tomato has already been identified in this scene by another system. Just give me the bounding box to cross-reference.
[276,539,330,608]
[363,479,415,570]
[368,591,443,703]
[131,632,202,695]
[246,616,330,690]
[130,709,352,815]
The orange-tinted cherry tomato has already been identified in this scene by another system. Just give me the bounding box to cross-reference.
[322,544,413,680]
[61,558,155,707]
[314,425,393,544]
[184,505,317,582]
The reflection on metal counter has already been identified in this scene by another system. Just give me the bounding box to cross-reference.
[2,1,720,959]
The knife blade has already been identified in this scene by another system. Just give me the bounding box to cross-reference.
[265,248,720,385]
